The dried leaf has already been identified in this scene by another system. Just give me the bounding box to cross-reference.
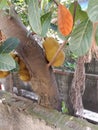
[58,4,73,36]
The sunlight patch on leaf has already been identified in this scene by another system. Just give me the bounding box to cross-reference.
[87,0,98,22]
[28,0,42,35]
[0,37,20,54]
[69,20,93,56]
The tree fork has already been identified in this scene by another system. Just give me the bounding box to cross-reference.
[0,10,61,110]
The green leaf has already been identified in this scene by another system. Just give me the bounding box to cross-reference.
[95,25,98,46]
[41,0,53,13]
[69,20,93,56]
[0,54,16,71]
[41,12,52,37]
[28,0,42,35]
[0,0,7,9]
[25,0,28,4]
[61,101,68,114]
[0,37,20,54]
[69,2,88,22]
[57,29,68,41]
[10,61,19,72]
[87,0,98,22]
[41,0,48,10]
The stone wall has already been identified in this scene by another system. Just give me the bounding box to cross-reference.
[54,61,98,113]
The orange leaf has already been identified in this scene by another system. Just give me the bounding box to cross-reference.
[58,4,73,36]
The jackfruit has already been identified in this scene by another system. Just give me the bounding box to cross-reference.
[18,59,31,81]
[10,53,26,70]
[19,60,26,70]
[0,71,9,78]
[10,52,31,82]
[19,69,30,82]
[43,37,65,67]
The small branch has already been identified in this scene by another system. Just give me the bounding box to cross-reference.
[47,40,68,67]
[91,23,97,52]
[53,0,59,6]
[73,1,78,26]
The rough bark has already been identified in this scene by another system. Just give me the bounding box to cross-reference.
[0,10,61,110]
[0,91,98,130]
[69,56,85,115]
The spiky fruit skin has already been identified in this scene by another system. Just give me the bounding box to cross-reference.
[43,37,65,67]
[10,52,31,82]
[18,60,31,82]
[18,58,31,82]
[19,60,26,70]
[0,71,9,78]
[19,69,31,82]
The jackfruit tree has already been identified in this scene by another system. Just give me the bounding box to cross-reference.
[0,0,98,114]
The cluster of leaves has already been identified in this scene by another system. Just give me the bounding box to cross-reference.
[1,0,98,57]
[28,0,53,37]
[1,0,98,71]
[27,0,98,57]
[0,0,8,9]
[68,0,98,57]
[11,0,29,26]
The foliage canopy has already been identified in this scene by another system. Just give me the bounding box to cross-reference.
[0,0,98,70]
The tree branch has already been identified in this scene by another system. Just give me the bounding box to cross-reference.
[73,1,78,26]
[0,10,61,110]
[53,0,59,6]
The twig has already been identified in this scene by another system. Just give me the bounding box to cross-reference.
[91,23,97,53]
[73,1,78,26]
[47,40,68,67]
[53,0,59,6]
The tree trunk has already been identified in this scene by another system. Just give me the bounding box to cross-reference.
[69,56,85,115]
[0,91,98,130]
[0,10,61,110]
